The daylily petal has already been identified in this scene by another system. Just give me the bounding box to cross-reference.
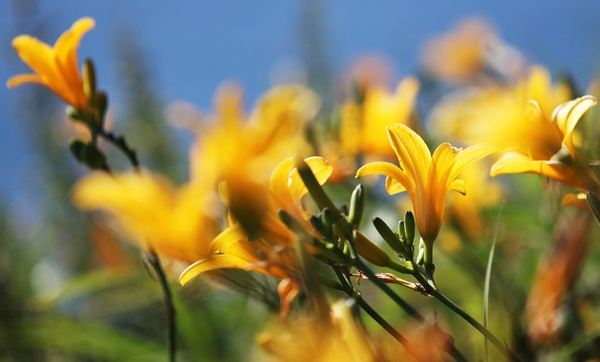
[179,254,255,285]
[269,157,296,203]
[387,124,431,184]
[429,143,458,193]
[11,35,56,84]
[209,224,248,253]
[356,161,411,195]
[490,152,561,179]
[451,179,466,195]
[451,143,498,181]
[6,74,43,88]
[385,176,407,194]
[561,193,589,211]
[54,17,95,92]
[552,96,597,145]
[288,156,332,204]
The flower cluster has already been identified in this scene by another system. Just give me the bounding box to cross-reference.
[9,16,600,362]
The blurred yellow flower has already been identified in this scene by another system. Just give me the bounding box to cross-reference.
[257,299,377,362]
[188,83,320,238]
[357,124,497,246]
[340,77,420,161]
[431,66,572,150]
[421,18,498,85]
[180,156,332,314]
[73,171,219,264]
[491,96,600,197]
[446,162,503,240]
[7,17,94,110]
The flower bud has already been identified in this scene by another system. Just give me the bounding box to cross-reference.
[348,184,365,228]
[83,59,96,104]
[69,138,107,170]
[404,210,416,248]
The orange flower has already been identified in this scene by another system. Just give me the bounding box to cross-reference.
[7,17,94,110]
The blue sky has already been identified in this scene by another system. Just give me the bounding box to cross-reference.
[2,0,600,204]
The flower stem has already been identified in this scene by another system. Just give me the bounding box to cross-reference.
[411,271,520,361]
[95,123,175,361]
[354,297,409,345]
[97,129,140,171]
[144,249,176,362]
[331,267,412,349]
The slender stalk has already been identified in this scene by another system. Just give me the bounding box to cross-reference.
[95,125,175,362]
[354,258,424,322]
[332,266,468,362]
[98,129,140,171]
[331,267,412,350]
[411,271,520,362]
[354,297,409,346]
[145,249,176,362]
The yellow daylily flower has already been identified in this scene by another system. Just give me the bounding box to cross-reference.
[430,65,572,148]
[340,76,420,161]
[7,17,95,110]
[180,156,332,314]
[189,84,319,234]
[491,96,600,197]
[72,171,220,264]
[356,124,497,252]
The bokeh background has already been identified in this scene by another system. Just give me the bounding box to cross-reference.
[3,1,600,361]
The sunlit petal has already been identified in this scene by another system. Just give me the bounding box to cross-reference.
[356,161,411,194]
[179,254,254,285]
[490,152,559,178]
[288,156,332,203]
[552,96,597,144]
[387,124,431,183]
[8,18,94,109]
[450,179,466,195]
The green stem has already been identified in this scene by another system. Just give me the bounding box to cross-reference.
[411,272,519,361]
[354,258,424,322]
[354,297,409,346]
[94,122,174,361]
[98,129,140,171]
[145,250,176,362]
[331,267,411,349]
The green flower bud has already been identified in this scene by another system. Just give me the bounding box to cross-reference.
[348,184,365,228]
[404,210,416,248]
[69,139,107,170]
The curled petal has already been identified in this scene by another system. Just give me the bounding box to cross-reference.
[180,254,254,285]
[562,193,589,211]
[553,96,597,141]
[356,161,411,195]
[6,74,43,88]
[385,177,407,195]
[451,179,466,195]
